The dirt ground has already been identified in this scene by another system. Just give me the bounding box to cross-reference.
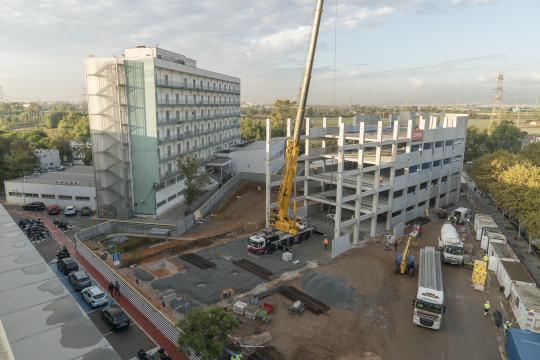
[237,200,508,360]
[184,181,268,240]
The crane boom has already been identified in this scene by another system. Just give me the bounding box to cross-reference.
[272,0,324,235]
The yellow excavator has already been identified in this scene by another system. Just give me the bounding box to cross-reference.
[395,234,416,277]
[271,0,324,235]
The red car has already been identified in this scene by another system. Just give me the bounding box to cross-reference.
[47,205,61,215]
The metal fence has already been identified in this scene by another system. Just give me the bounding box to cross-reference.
[74,233,204,360]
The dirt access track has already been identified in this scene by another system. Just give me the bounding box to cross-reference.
[183,181,268,240]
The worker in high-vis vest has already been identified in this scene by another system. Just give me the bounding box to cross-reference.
[483,300,491,316]
[483,255,489,263]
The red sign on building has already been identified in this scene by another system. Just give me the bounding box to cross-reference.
[412,129,424,141]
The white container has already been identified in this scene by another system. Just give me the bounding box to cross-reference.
[233,301,247,315]
[509,282,540,333]
[480,228,504,250]
[474,214,497,241]
[487,241,519,273]
[496,261,535,298]
[282,252,293,262]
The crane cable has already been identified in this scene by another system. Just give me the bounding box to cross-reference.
[333,0,338,107]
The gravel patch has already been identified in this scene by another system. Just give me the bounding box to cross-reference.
[300,272,361,310]
[134,267,155,281]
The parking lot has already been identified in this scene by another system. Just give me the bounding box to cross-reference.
[30,232,157,360]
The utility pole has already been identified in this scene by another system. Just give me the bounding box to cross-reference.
[490,73,504,124]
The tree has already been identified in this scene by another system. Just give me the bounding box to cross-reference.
[521,142,540,166]
[3,138,38,178]
[464,126,489,162]
[487,120,523,153]
[240,117,265,142]
[271,99,297,137]
[177,156,210,205]
[177,307,240,359]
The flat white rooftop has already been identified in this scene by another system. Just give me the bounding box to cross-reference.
[6,166,95,187]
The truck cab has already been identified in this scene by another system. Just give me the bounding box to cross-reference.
[413,247,445,330]
[438,223,464,265]
[449,207,471,225]
[247,231,280,255]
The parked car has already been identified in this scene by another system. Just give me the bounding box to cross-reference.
[64,205,77,217]
[100,305,131,331]
[56,246,70,260]
[57,257,78,275]
[81,286,108,308]
[55,165,66,171]
[22,202,45,211]
[47,205,61,215]
[79,206,92,216]
[68,270,92,291]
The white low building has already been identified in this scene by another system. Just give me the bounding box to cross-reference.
[4,166,97,210]
[214,138,285,175]
[34,148,60,170]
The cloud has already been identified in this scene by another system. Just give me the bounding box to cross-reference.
[258,26,311,51]
[341,6,396,29]
[409,77,425,87]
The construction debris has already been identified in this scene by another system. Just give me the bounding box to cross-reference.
[179,253,216,269]
[233,259,274,280]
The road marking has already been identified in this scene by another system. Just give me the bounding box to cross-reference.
[102,330,114,337]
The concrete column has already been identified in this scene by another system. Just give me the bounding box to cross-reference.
[265,118,271,228]
[334,123,345,239]
[370,121,383,237]
[353,122,365,246]
[386,120,399,230]
[304,118,310,213]
[338,116,343,125]
[321,117,327,191]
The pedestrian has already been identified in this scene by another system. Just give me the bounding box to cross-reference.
[135,278,140,286]
[483,300,491,316]
[114,280,120,296]
[483,255,489,263]
[323,234,329,250]
[503,320,511,333]
[108,281,115,297]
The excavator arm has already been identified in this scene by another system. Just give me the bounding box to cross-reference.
[272,0,324,235]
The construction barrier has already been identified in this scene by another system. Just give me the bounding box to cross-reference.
[74,233,204,360]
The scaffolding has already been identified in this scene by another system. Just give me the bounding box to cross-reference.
[85,58,133,219]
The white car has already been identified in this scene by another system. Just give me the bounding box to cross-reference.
[64,205,77,217]
[81,286,108,308]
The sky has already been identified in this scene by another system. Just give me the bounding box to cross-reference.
[0,0,539,105]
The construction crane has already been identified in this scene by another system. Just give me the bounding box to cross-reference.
[271,0,324,235]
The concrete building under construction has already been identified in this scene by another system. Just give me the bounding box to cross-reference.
[265,112,468,245]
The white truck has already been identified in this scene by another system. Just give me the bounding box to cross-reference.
[247,218,314,255]
[413,247,445,330]
[437,223,464,265]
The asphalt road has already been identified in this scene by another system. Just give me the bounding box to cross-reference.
[32,235,156,360]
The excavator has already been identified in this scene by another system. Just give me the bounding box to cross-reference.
[394,233,416,277]
[248,0,324,255]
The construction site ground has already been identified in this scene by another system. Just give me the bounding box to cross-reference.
[244,197,510,360]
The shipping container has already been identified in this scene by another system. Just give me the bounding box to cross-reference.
[505,329,540,360]
[509,283,540,333]
[488,241,519,273]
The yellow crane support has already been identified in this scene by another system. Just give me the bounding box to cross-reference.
[272,0,324,235]
[400,234,414,274]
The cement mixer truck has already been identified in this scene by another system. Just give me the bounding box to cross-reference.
[437,223,464,265]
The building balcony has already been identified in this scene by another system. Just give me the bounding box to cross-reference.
[157,101,241,107]
[155,79,241,95]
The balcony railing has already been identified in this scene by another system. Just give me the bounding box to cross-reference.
[156,113,240,125]
[157,100,241,107]
[155,79,240,95]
